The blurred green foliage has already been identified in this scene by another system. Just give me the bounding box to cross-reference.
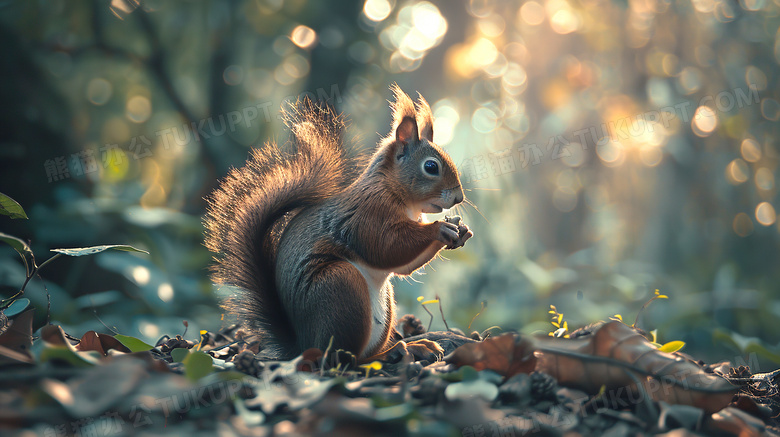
[0,0,779,368]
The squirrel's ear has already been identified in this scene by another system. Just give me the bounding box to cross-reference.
[415,94,434,142]
[390,84,418,144]
[395,116,419,147]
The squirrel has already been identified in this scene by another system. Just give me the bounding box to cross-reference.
[204,85,473,362]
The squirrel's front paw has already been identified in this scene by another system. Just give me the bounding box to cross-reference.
[436,221,460,246]
[441,216,472,249]
[448,223,473,249]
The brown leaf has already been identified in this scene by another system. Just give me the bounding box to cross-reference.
[75,331,131,356]
[0,308,35,365]
[299,347,323,372]
[75,331,105,355]
[40,324,76,349]
[535,321,737,414]
[706,407,767,437]
[444,333,537,378]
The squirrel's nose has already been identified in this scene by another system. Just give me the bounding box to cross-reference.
[454,191,464,205]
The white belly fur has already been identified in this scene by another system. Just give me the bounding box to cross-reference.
[348,260,392,357]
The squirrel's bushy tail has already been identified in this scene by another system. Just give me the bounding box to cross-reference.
[204,98,354,358]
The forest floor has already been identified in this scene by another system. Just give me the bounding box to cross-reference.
[1,304,780,437]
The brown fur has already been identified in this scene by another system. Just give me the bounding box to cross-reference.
[204,86,468,360]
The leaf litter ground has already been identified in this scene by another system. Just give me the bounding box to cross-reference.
[1,316,780,437]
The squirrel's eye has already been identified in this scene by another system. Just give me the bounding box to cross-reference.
[423,159,440,176]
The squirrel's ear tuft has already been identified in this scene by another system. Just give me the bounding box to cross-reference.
[415,94,434,142]
[390,84,417,133]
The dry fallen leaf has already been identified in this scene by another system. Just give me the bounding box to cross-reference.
[75,330,131,355]
[444,333,537,378]
[535,321,737,414]
[707,407,767,437]
[0,308,34,365]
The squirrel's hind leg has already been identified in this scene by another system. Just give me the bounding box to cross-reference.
[292,261,374,357]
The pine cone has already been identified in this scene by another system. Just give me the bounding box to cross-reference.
[233,350,262,376]
[530,371,558,401]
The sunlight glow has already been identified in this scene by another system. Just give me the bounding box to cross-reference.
[132,266,150,285]
[756,202,777,226]
[291,25,317,49]
[158,283,174,302]
[364,0,392,22]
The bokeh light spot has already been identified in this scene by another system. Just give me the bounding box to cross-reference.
[470,38,498,67]
[692,106,717,136]
[740,139,761,162]
[639,146,663,167]
[726,159,749,185]
[125,96,151,123]
[222,65,244,86]
[158,283,174,302]
[471,107,498,133]
[745,66,767,90]
[760,98,780,121]
[519,1,545,26]
[550,9,579,34]
[432,100,459,146]
[756,202,776,226]
[132,266,150,285]
[733,212,754,237]
[283,54,310,78]
[86,78,113,105]
[364,0,392,22]
[291,25,317,49]
[596,139,625,167]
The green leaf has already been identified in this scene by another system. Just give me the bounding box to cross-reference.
[171,347,190,363]
[114,334,154,353]
[713,329,780,364]
[658,341,685,353]
[51,245,149,257]
[0,232,32,256]
[39,346,98,367]
[183,351,214,381]
[3,298,31,317]
[0,193,28,219]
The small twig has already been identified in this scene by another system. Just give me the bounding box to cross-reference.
[17,250,29,278]
[435,294,450,332]
[35,253,62,273]
[18,252,60,296]
[205,338,246,353]
[421,304,434,333]
[92,303,119,335]
[321,336,334,377]
[468,301,486,331]
[1,290,23,305]
[633,290,668,329]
